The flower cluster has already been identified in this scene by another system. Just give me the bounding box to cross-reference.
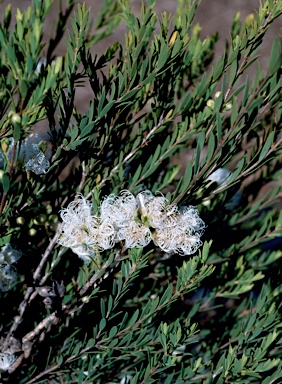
[0,244,22,292]
[58,190,205,263]
[0,133,50,175]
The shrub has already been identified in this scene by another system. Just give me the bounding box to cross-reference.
[0,0,282,382]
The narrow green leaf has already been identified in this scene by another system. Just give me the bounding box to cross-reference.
[99,318,106,332]
[259,131,275,162]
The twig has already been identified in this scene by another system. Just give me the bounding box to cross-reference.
[3,231,63,352]
[76,160,86,195]
[22,311,60,344]
[33,229,62,282]
[2,287,33,350]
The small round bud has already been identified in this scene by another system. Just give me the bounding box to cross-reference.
[245,13,255,26]
[214,91,221,99]
[48,214,58,224]
[34,214,47,225]
[45,204,52,214]
[0,170,4,180]
[206,99,215,110]
[16,216,25,225]
[28,228,37,236]
[81,296,90,303]
[10,112,21,125]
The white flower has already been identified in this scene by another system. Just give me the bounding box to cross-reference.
[0,352,16,372]
[0,243,22,264]
[7,133,50,175]
[60,194,94,226]
[180,206,205,234]
[35,57,47,76]
[116,220,152,248]
[24,143,50,174]
[100,190,137,227]
[154,226,202,256]
[136,190,179,229]
[58,195,100,263]
[57,190,205,261]
[96,219,116,251]
[152,202,205,256]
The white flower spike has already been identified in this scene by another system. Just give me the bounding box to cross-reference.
[57,190,205,262]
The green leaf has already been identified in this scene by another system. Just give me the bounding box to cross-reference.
[99,100,115,118]
[216,112,222,139]
[109,326,118,338]
[120,88,140,102]
[157,45,169,71]
[2,173,10,193]
[269,38,282,74]
[99,318,106,332]
[258,131,275,162]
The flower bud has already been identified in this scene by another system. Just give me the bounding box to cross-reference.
[206,99,215,110]
[54,56,63,74]
[9,112,21,125]
[48,214,58,224]
[33,214,47,225]
[16,216,25,225]
[45,204,52,214]
[28,228,37,236]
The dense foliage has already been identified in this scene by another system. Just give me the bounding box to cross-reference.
[0,0,282,382]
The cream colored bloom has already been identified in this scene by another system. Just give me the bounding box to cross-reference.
[180,206,205,234]
[100,190,137,227]
[58,195,100,263]
[154,226,202,255]
[116,220,152,248]
[136,190,179,229]
[57,190,205,261]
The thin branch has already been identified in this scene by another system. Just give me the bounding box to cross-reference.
[22,311,59,344]
[33,229,62,282]
[76,160,86,195]
[2,287,33,350]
